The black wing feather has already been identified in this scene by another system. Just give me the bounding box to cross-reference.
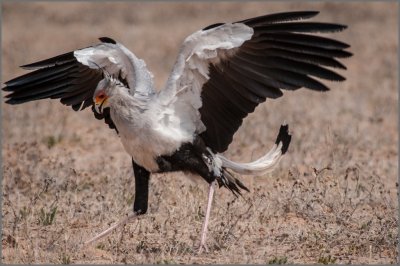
[3,44,118,132]
[255,32,350,49]
[199,11,351,153]
[239,11,320,26]
[254,22,347,33]
[241,48,347,69]
[20,51,76,70]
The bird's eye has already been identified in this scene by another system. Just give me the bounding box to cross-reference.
[97,93,106,100]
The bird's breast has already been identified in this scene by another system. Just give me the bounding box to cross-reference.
[110,105,194,172]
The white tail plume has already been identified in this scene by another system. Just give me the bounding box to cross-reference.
[217,142,284,176]
[216,124,291,176]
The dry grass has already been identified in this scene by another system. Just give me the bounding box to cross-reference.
[1,1,398,264]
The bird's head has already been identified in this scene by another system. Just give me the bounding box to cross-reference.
[93,77,120,114]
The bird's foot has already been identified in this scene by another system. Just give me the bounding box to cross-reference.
[198,242,209,254]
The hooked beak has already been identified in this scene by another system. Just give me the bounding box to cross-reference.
[94,96,108,114]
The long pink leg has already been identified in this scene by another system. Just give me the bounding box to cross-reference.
[198,180,216,253]
[84,212,137,246]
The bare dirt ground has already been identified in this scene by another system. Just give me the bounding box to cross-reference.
[1,1,398,264]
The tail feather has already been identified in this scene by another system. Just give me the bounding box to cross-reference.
[275,124,291,154]
[206,125,291,195]
[217,124,291,176]
[217,168,250,196]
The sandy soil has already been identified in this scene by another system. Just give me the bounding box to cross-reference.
[1,1,398,264]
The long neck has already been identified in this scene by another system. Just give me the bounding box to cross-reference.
[109,86,150,113]
[108,86,149,129]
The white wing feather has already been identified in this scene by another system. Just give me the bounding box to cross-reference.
[157,23,254,136]
[74,42,155,98]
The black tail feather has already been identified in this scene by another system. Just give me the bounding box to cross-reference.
[218,168,250,197]
[275,124,292,154]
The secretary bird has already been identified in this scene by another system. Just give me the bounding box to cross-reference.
[3,11,351,252]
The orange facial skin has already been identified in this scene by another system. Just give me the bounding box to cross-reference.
[95,92,108,105]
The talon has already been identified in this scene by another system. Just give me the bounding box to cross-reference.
[198,243,209,254]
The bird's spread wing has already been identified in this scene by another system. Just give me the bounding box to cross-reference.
[3,37,155,131]
[159,11,352,153]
